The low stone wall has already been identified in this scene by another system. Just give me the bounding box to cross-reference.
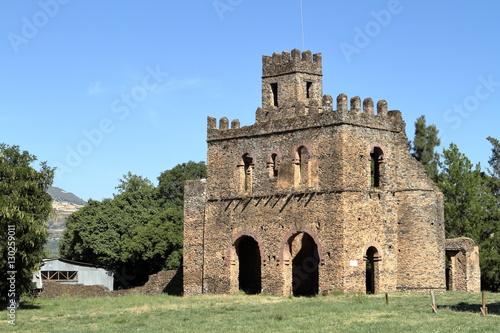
[38,269,182,298]
[38,282,110,298]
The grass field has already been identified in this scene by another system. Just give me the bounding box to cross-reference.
[2,291,499,332]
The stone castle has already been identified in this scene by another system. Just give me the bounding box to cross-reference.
[183,49,480,295]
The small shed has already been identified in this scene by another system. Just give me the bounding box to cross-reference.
[445,238,481,292]
[33,258,114,291]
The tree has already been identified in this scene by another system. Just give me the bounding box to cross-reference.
[0,144,54,303]
[438,143,497,240]
[411,115,441,182]
[157,161,207,207]
[60,161,206,287]
[482,137,500,291]
[486,136,500,198]
[438,143,500,291]
[479,232,500,292]
[115,171,153,194]
[60,188,181,286]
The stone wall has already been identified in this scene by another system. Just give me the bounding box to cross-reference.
[183,180,206,295]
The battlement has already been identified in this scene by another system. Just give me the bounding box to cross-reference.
[208,50,404,140]
[262,49,322,77]
[207,93,403,141]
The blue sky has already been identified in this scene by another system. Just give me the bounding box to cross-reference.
[1,1,499,201]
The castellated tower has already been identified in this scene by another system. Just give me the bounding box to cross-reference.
[261,49,323,112]
[183,49,448,296]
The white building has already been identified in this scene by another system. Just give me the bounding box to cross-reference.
[33,258,114,291]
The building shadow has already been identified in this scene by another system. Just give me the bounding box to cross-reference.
[163,267,183,296]
[439,302,500,316]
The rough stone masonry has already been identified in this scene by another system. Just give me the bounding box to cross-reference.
[183,49,480,296]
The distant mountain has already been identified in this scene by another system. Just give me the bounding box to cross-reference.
[45,186,87,256]
[48,186,87,205]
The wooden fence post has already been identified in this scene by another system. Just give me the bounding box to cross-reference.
[480,292,488,316]
[385,293,389,305]
[430,291,438,314]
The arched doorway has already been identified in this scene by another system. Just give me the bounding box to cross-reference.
[365,246,379,294]
[289,232,319,296]
[235,236,261,294]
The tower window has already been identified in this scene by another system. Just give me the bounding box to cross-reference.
[294,145,310,187]
[271,153,278,177]
[306,82,313,99]
[299,147,310,185]
[267,151,281,179]
[237,152,255,192]
[271,83,278,107]
[370,147,384,187]
[243,154,253,191]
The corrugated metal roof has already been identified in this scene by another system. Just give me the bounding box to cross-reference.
[42,258,112,270]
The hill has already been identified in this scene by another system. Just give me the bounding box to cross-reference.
[45,186,86,256]
[48,186,87,205]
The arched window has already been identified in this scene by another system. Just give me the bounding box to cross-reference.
[243,153,253,191]
[293,143,312,188]
[370,145,385,187]
[298,146,309,180]
[270,153,279,177]
[237,152,255,192]
[306,81,313,99]
[271,83,278,107]
[267,151,281,178]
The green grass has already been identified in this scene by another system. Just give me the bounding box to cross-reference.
[2,292,499,332]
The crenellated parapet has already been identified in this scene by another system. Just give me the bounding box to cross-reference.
[262,49,323,112]
[208,50,404,141]
[262,49,322,77]
[207,93,403,141]
[207,116,242,131]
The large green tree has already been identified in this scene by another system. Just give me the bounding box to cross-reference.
[438,143,497,240]
[158,161,207,207]
[486,136,500,198]
[115,171,154,194]
[438,143,500,291]
[411,115,441,181]
[60,161,206,287]
[0,144,54,302]
[481,137,500,291]
[480,232,500,292]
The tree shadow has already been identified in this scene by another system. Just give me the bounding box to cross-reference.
[0,302,42,310]
[439,302,500,315]
[19,302,42,310]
